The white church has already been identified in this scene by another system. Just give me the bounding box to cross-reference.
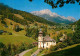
[38,30,56,49]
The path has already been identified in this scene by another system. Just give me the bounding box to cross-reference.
[18,49,32,56]
[31,49,41,56]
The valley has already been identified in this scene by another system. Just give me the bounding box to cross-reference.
[0,1,80,56]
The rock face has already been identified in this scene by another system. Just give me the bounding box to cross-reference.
[31,9,76,24]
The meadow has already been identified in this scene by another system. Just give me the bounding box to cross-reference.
[0,19,36,45]
[44,44,80,56]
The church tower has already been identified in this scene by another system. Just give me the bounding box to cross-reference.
[38,29,43,48]
[38,30,43,41]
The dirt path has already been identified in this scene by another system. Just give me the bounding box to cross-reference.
[18,49,32,56]
[31,49,40,56]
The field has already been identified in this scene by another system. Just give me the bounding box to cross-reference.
[0,35,36,45]
[0,19,36,45]
[60,29,73,34]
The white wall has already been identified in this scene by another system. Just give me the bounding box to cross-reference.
[38,36,56,49]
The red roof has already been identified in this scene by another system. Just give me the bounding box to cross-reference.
[43,35,56,42]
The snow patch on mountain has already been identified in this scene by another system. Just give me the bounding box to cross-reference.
[31,9,76,22]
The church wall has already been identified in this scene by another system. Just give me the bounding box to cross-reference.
[41,42,43,48]
[51,42,56,46]
[38,42,43,48]
[38,41,56,49]
[38,31,56,49]
[38,36,43,41]
[38,42,40,48]
[44,42,56,49]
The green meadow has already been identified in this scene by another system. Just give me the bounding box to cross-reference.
[44,44,80,56]
[0,35,36,45]
[0,19,36,45]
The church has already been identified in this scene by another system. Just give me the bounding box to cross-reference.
[38,30,56,49]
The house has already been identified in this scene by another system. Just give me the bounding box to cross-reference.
[60,34,67,42]
[38,30,56,49]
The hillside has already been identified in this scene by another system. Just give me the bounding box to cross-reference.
[70,19,80,25]
[0,3,57,45]
[0,1,79,56]
[44,44,80,56]
[0,17,36,56]
[0,18,36,45]
[0,3,56,26]
[0,3,58,45]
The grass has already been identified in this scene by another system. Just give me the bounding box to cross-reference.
[44,44,80,56]
[0,19,36,45]
[23,47,37,56]
[37,49,46,56]
[0,35,36,45]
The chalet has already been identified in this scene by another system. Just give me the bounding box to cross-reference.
[38,30,56,49]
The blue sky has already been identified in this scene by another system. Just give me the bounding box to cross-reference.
[0,0,80,20]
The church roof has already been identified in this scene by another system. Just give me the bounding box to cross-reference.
[43,35,56,42]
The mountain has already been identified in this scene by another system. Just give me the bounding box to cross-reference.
[0,3,56,26]
[31,9,76,24]
[70,19,80,25]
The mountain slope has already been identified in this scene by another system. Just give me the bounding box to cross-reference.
[70,19,80,25]
[0,3,56,26]
[31,9,76,24]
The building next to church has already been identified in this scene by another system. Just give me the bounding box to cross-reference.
[38,30,56,49]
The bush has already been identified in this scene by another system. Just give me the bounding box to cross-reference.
[13,24,23,32]
[1,20,6,25]
[10,22,13,25]
[0,42,5,48]
[9,32,12,35]
[49,42,68,52]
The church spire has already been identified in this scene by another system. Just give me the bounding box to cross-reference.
[39,29,43,36]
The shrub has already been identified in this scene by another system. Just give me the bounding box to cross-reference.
[0,42,5,48]
[49,42,68,52]
[9,32,12,35]
[10,22,13,25]
[1,20,6,25]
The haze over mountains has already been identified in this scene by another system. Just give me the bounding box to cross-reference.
[31,9,76,24]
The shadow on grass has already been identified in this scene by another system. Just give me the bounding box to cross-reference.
[44,45,80,56]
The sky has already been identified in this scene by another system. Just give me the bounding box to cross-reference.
[0,0,80,20]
